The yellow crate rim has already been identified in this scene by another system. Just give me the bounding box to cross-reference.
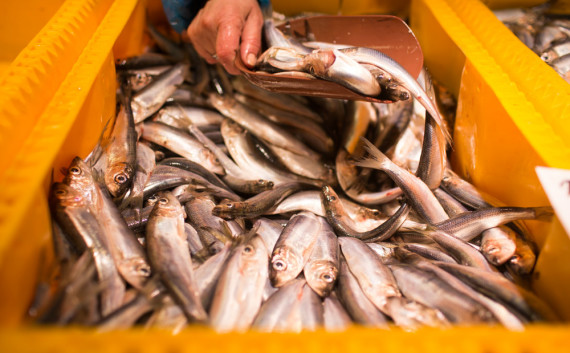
[414,0,570,169]
[0,0,138,265]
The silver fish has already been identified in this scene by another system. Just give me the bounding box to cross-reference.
[131,63,188,123]
[141,122,223,174]
[350,138,449,224]
[270,211,321,287]
[338,237,400,314]
[303,217,339,297]
[145,192,207,322]
[209,234,268,332]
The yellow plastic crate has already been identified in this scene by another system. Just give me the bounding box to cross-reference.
[0,0,569,351]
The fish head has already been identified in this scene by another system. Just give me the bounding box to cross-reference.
[105,162,134,198]
[305,260,338,297]
[118,258,152,289]
[212,201,242,219]
[63,157,98,200]
[304,50,336,77]
[481,234,517,266]
[270,246,302,287]
[321,185,343,216]
[49,182,85,209]
[151,192,184,218]
[238,236,268,272]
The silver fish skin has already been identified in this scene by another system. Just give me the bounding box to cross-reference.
[338,237,400,314]
[184,223,206,259]
[209,93,320,159]
[188,124,275,193]
[234,93,334,155]
[336,150,404,205]
[270,211,322,287]
[266,48,381,96]
[323,293,352,332]
[142,165,226,199]
[415,68,446,190]
[350,137,449,224]
[154,105,224,129]
[402,243,457,264]
[253,218,284,254]
[389,263,495,324]
[266,144,334,183]
[308,49,381,96]
[433,188,468,217]
[418,229,493,271]
[146,192,207,322]
[131,63,188,123]
[412,260,525,330]
[366,242,398,264]
[141,122,223,174]
[436,262,558,322]
[335,258,389,328]
[95,185,152,289]
[322,184,410,241]
[220,119,320,186]
[303,218,339,297]
[101,100,138,198]
[209,235,268,332]
[49,183,125,317]
[213,182,309,220]
[298,284,325,331]
[232,76,323,123]
[270,190,401,232]
[159,157,231,190]
[339,47,451,142]
[384,296,449,330]
[194,243,232,310]
[481,226,517,266]
[436,206,553,242]
[184,197,227,256]
[440,168,495,209]
[252,279,306,332]
[120,142,156,212]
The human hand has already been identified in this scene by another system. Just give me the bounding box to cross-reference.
[187,0,263,75]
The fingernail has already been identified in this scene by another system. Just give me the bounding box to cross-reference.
[246,53,256,67]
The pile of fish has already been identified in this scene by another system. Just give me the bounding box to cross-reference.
[495,5,570,83]
[31,19,559,333]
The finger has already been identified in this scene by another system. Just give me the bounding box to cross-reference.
[215,19,243,75]
[187,13,217,63]
[240,7,264,68]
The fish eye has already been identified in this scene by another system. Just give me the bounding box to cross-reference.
[243,245,254,254]
[69,167,81,175]
[322,273,334,282]
[115,173,128,184]
[330,195,337,201]
[158,197,168,205]
[272,260,287,271]
[54,189,67,196]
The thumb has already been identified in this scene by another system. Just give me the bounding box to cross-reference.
[240,7,264,68]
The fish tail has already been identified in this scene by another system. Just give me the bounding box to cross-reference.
[348,137,391,170]
[533,206,554,222]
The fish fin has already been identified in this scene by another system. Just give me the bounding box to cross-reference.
[348,137,391,170]
[533,206,554,222]
[199,226,231,245]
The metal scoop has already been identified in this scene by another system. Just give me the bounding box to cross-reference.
[235,15,424,103]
